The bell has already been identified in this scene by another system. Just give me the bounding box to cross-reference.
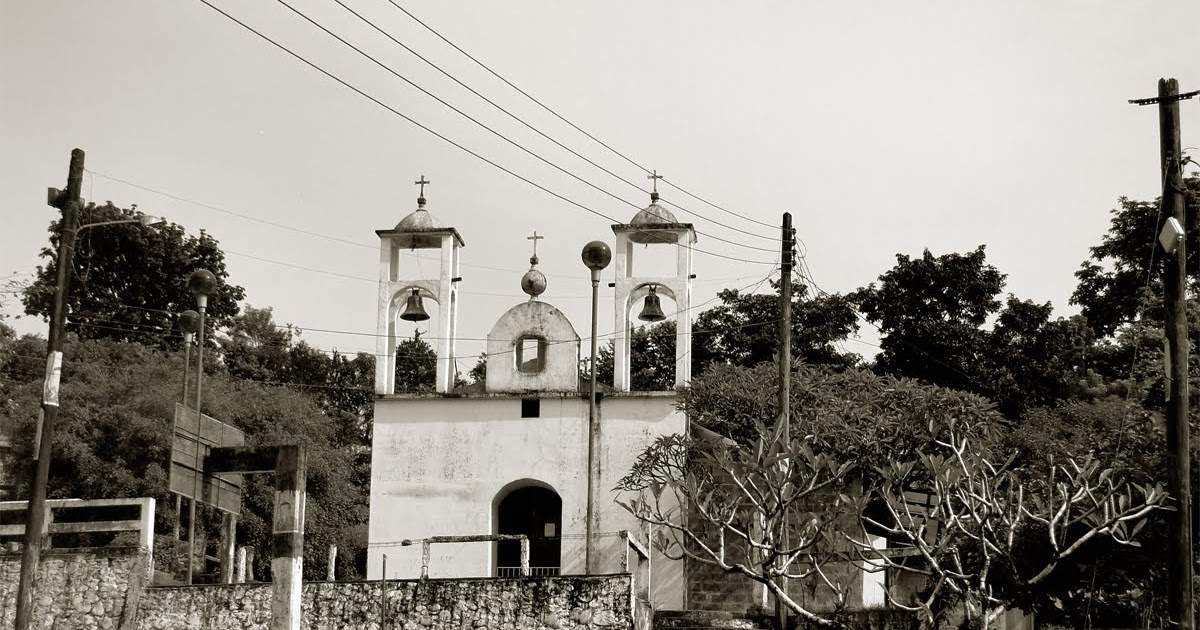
[400,288,430,322]
[638,286,666,322]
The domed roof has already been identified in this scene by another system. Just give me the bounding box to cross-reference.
[395,198,443,232]
[629,193,678,226]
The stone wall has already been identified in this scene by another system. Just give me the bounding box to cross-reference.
[135,573,634,630]
[0,546,149,630]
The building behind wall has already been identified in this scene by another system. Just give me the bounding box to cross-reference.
[366,189,695,610]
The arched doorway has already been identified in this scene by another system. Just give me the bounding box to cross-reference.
[495,485,561,577]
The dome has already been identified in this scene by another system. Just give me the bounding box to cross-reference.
[395,199,443,232]
[628,194,681,244]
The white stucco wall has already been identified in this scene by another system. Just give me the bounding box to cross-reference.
[367,392,685,610]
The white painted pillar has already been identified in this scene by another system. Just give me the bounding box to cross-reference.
[612,234,632,392]
[375,238,393,395]
[674,238,694,388]
[435,235,454,393]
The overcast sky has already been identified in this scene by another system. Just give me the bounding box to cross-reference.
[3,0,1199,368]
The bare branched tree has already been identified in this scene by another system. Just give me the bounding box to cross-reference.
[846,418,1171,629]
[616,419,858,627]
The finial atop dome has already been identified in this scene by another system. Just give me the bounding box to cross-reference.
[521,231,547,299]
[415,175,429,208]
[647,169,663,203]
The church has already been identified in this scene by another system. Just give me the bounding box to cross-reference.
[365,183,695,609]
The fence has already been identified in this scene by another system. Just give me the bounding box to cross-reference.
[0,497,155,580]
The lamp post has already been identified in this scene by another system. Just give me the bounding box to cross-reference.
[14,148,164,629]
[173,310,201,541]
[580,240,611,574]
[185,269,218,585]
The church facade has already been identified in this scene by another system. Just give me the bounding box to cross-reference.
[366,187,695,610]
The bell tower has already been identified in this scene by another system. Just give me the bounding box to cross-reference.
[375,176,464,394]
[611,178,696,391]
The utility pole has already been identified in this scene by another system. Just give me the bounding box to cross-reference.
[15,148,85,629]
[776,212,794,630]
[1132,77,1197,629]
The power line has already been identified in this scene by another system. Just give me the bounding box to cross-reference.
[191,0,773,266]
[383,0,776,231]
[323,0,776,243]
[271,0,775,254]
[85,169,590,281]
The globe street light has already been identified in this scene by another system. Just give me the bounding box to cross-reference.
[580,240,611,574]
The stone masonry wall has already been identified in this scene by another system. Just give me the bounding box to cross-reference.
[0,546,149,630]
[135,574,634,630]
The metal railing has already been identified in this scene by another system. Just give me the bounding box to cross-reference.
[497,565,559,577]
[401,534,530,579]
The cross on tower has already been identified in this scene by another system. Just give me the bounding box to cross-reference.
[647,170,663,194]
[527,231,544,262]
[414,175,430,198]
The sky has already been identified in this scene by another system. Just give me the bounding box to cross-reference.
[2,0,1199,369]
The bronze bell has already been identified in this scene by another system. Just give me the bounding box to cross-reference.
[638,286,666,322]
[400,288,430,322]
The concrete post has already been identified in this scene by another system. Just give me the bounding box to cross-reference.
[219,513,237,584]
[236,546,248,583]
[326,544,337,581]
[271,445,306,630]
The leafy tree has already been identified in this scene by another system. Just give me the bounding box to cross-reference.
[693,279,859,371]
[394,331,437,393]
[853,247,1096,416]
[852,246,1004,394]
[467,353,487,385]
[0,334,369,581]
[1072,176,1200,338]
[21,202,245,345]
[594,280,860,391]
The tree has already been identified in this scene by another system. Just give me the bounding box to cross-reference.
[0,334,369,581]
[618,424,859,626]
[618,362,1005,625]
[1072,176,1200,338]
[854,247,1096,416]
[21,201,245,345]
[394,331,436,393]
[852,416,1170,629]
[852,246,1004,394]
[693,279,860,371]
[594,279,860,390]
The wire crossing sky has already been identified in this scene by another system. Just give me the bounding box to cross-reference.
[2,1,1198,362]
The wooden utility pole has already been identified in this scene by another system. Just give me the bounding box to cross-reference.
[776,212,794,630]
[15,148,85,629]
[1132,77,1197,629]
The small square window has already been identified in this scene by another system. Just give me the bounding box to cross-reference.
[521,398,540,418]
[515,336,546,373]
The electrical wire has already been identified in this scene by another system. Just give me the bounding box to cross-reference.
[271,0,775,254]
[383,0,776,231]
[191,0,774,266]
[323,0,776,244]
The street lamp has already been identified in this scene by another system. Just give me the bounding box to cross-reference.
[15,148,164,629]
[580,240,611,574]
[172,310,201,543]
[185,269,217,585]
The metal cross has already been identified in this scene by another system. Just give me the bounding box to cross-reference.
[527,231,544,258]
[414,175,430,197]
[647,170,663,194]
